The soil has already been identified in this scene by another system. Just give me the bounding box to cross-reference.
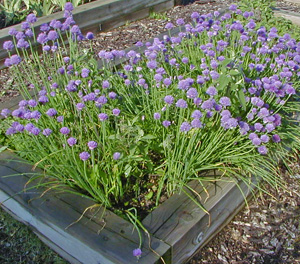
[0,0,300,263]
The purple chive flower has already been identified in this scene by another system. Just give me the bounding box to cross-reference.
[133,248,142,258]
[46,108,57,116]
[272,134,281,143]
[154,113,161,120]
[258,108,269,118]
[206,86,217,97]
[86,32,94,40]
[113,152,121,160]
[210,71,220,80]
[16,32,24,40]
[37,33,48,44]
[162,120,171,128]
[165,23,174,30]
[65,2,74,11]
[24,123,34,132]
[265,123,275,133]
[15,124,24,132]
[71,25,80,34]
[47,30,58,41]
[109,92,117,99]
[164,95,174,105]
[147,60,157,69]
[135,41,143,47]
[67,137,77,146]
[201,99,214,110]
[3,41,14,50]
[102,80,110,89]
[81,68,90,78]
[43,128,52,137]
[40,89,48,97]
[6,127,16,135]
[87,141,98,150]
[249,133,258,140]
[8,28,18,36]
[163,78,172,87]
[98,113,108,121]
[258,146,268,155]
[229,4,237,11]
[38,96,49,104]
[176,18,185,26]
[40,23,50,32]
[43,45,50,52]
[176,99,188,108]
[97,96,107,104]
[63,57,70,64]
[112,108,121,116]
[60,127,70,135]
[254,123,263,132]
[219,97,231,107]
[79,152,90,161]
[180,122,191,132]
[28,99,37,107]
[191,119,203,128]
[191,110,203,119]
[58,67,65,75]
[1,108,11,118]
[26,13,37,24]
[4,58,11,67]
[260,135,270,143]
[252,137,261,146]
[182,57,189,64]
[31,127,41,136]
[76,103,85,110]
[57,116,64,122]
[186,88,198,99]
[21,22,30,30]
[10,55,22,65]
[191,12,200,21]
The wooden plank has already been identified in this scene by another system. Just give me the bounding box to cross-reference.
[172,180,255,263]
[0,0,174,69]
[274,10,300,27]
[142,171,221,234]
[152,178,256,263]
[0,150,171,264]
[186,181,258,263]
[284,0,300,5]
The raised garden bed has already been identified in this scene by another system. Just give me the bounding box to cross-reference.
[0,21,256,262]
[1,1,300,263]
[0,0,174,68]
[0,149,255,264]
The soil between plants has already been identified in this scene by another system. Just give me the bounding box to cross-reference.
[0,0,300,263]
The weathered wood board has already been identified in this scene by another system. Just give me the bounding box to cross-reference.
[0,150,171,264]
[284,0,300,5]
[0,0,174,68]
[274,9,300,27]
[0,149,256,263]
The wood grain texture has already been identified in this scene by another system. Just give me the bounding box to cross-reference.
[274,10,300,26]
[145,177,255,263]
[0,150,171,264]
